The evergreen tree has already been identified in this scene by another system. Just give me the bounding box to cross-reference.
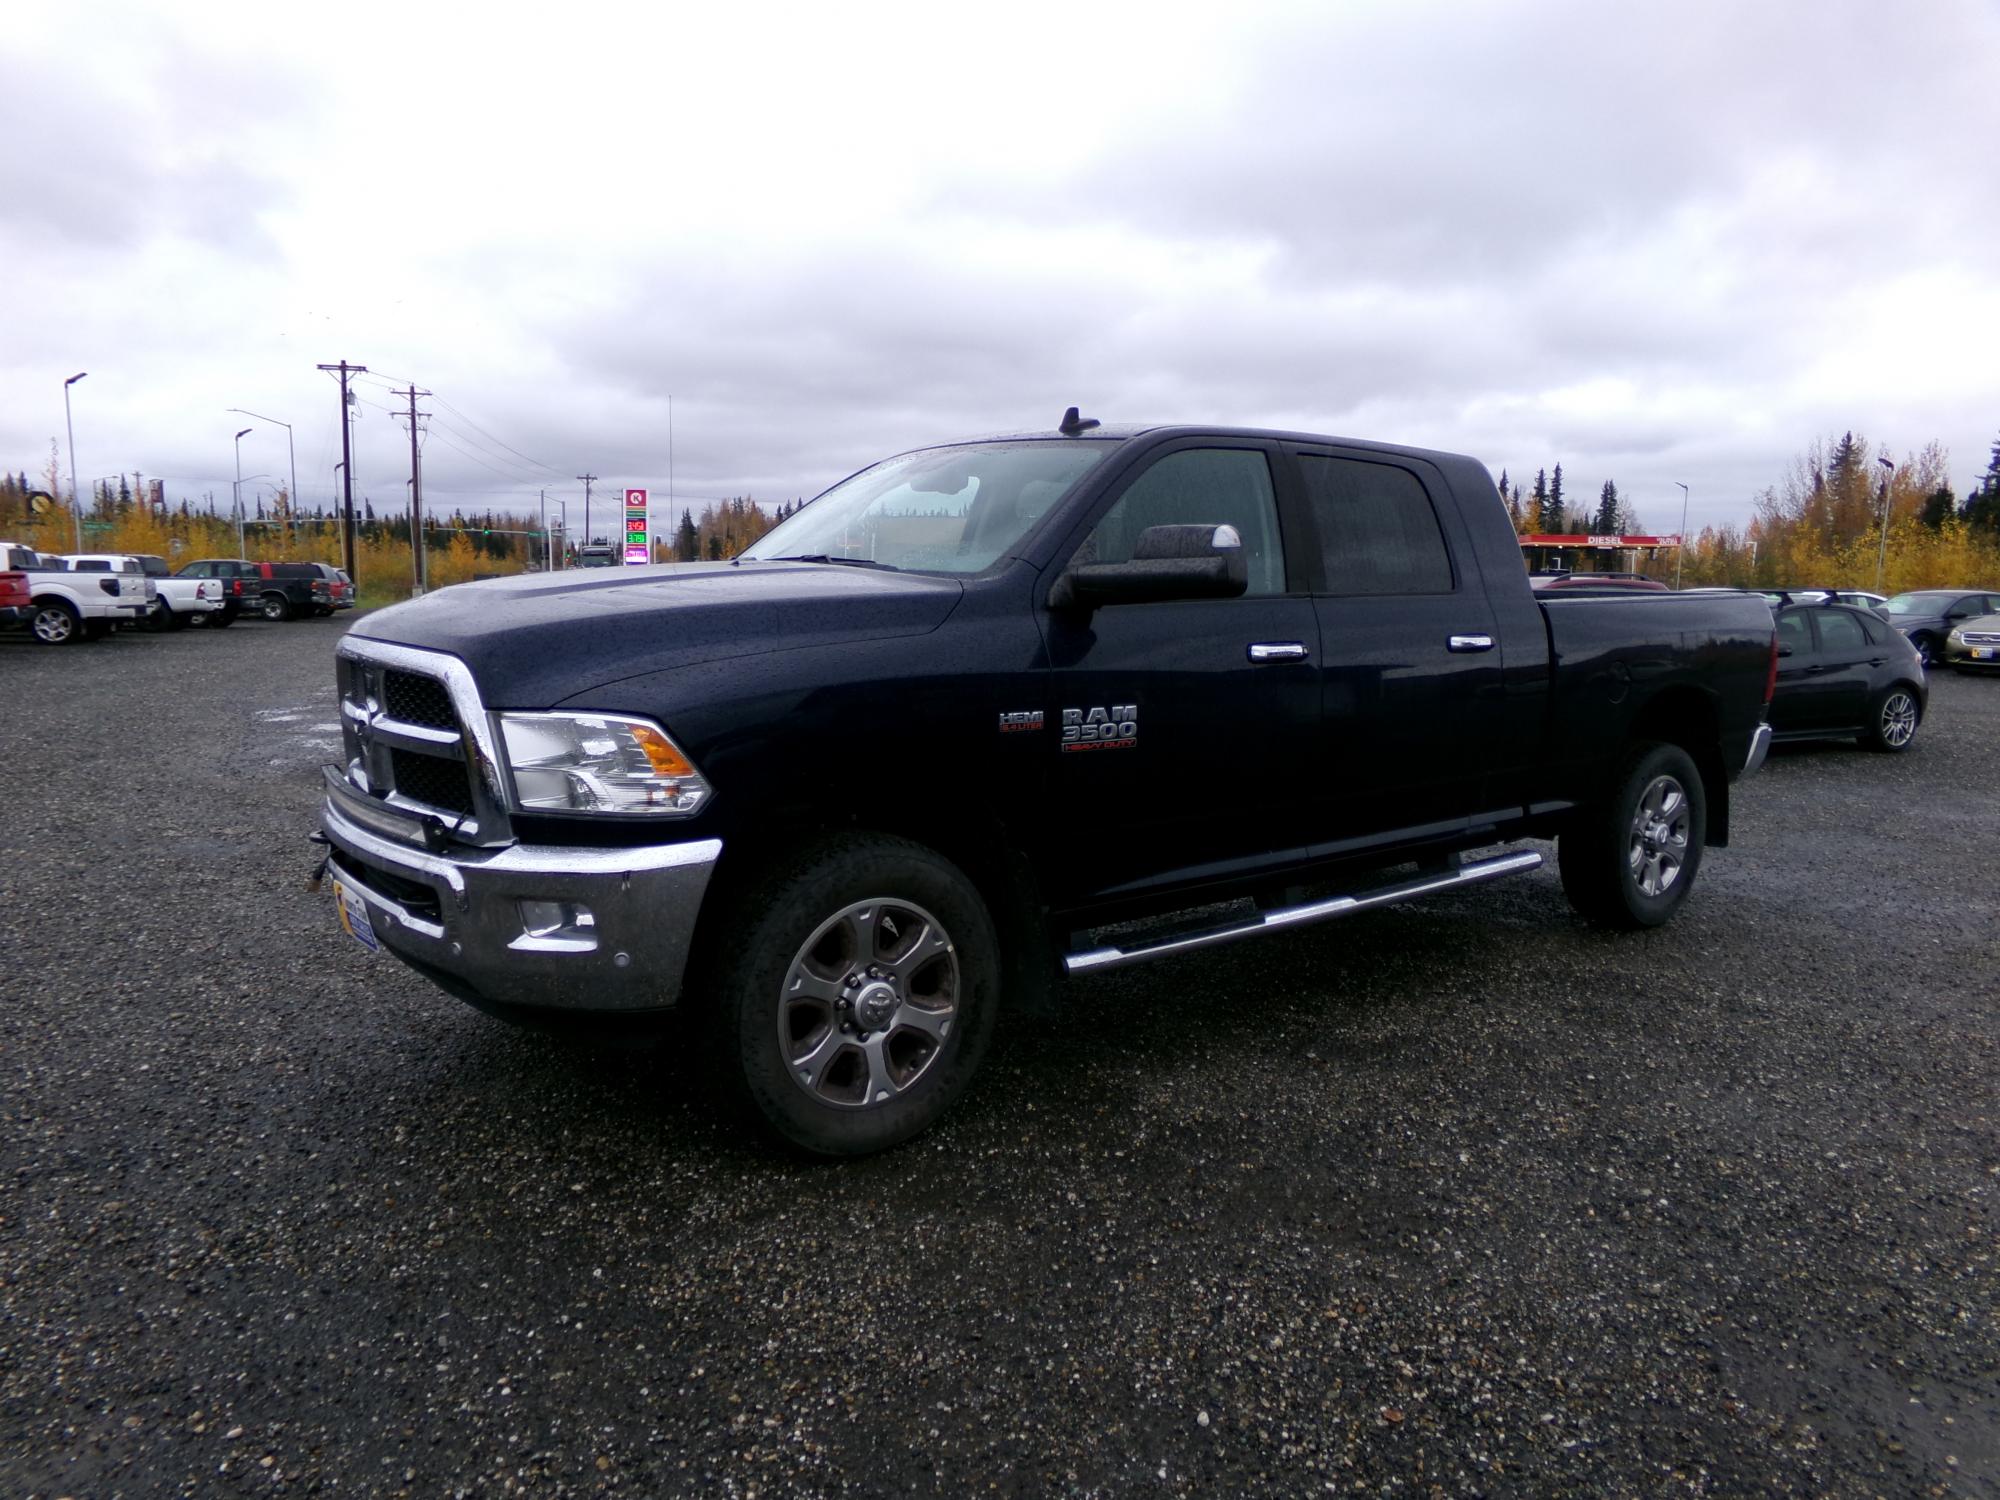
[676,508,698,561]
[1965,434,2000,535]
[1530,469,1549,531]
[1593,480,1620,535]
[1919,486,1954,530]
[1547,464,1566,534]
[705,533,724,561]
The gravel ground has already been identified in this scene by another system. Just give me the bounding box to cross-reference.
[2,615,1996,1498]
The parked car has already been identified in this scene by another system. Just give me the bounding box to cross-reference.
[1769,599,1927,751]
[64,553,226,631]
[174,559,329,622]
[1881,589,2000,669]
[1761,588,1889,613]
[319,415,1778,1156]
[303,563,356,612]
[1943,611,2000,672]
[1531,573,1670,592]
[0,540,153,644]
[0,565,30,626]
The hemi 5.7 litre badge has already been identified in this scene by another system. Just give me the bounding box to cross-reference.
[1061,705,1137,752]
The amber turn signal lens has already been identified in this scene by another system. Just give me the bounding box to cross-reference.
[628,723,697,778]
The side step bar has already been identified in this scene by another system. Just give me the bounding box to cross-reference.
[1063,849,1544,976]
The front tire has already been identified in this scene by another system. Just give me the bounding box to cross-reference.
[1559,740,1707,930]
[1861,684,1921,752]
[1911,633,1938,670]
[703,835,1001,1157]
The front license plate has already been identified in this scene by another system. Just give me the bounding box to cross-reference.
[333,879,379,952]
[1974,648,1995,661]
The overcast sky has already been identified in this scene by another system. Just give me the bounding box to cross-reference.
[5,0,1997,538]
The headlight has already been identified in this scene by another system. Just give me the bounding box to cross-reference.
[497,711,711,816]
[1948,628,1965,644]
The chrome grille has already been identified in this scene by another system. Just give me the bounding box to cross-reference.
[1963,631,2000,645]
[335,640,510,844]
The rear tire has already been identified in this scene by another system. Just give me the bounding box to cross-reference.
[1559,740,1707,930]
[208,609,235,629]
[1860,684,1921,753]
[701,834,1001,1157]
[140,600,171,633]
[29,600,82,645]
[260,592,292,622]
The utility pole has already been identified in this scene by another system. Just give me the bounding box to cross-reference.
[1875,455,1896,593]
[540,488,549,571]
[318,360,367,583]
[393,386,431,593]
[1673,482,1690,590]
[577,473,597,546]
[63,373,88,552]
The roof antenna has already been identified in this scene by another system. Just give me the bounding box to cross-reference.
[1058,406,1100,436]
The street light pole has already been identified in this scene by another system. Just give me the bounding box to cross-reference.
[559,500,569,568]
[233,428,253,559]
[1674,482,1690,590]
[228,408,297,544]
[1875,455,1896,593]
[63,372,87,551]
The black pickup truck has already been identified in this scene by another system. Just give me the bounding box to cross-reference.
[318,416,1777,1155]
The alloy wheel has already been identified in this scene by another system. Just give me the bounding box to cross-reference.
[778,897,959,1109]
[1627,774,1690,898]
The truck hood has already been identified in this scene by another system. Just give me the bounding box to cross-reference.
[352,561,964,707]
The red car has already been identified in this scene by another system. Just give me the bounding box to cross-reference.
[0,567,29,625]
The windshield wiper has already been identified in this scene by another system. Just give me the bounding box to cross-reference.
[748,554,902,571]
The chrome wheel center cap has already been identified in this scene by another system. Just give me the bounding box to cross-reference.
[852,981,899,1031]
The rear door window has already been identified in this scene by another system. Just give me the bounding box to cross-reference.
[1776,611,1812,655]
[1296,455,1454,595]
[1813,610,1868,651]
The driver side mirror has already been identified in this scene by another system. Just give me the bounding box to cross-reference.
[1051,524,1249,611]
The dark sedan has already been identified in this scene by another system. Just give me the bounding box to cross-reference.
[1770,600,1928,752]
[1881,588,2000,668]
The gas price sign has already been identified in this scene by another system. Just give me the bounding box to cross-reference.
[623,487,649,565]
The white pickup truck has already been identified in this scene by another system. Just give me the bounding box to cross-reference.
[65,552,227,631]
[0,540,154,644]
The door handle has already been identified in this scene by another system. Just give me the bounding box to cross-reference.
[1247,642,1309,663]
[1447,634,1495,653]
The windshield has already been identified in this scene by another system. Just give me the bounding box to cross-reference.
[1884,592,1957,616]
[740,440,1113,574]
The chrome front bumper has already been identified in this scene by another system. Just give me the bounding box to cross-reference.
[1742,722,1773,777]
[320,768,720,1013]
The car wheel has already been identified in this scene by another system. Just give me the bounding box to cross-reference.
[260,592,292,622]
[29,600,83,645]
[1559,740,1707,930]
[703,834,1001,1157]
[139,600,171,633]
[1911,633,1937,669]
[166,605,190,631]
[208,609,235,629]
[1861,684,1922,753]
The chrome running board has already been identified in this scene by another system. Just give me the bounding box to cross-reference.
[1063,849,1544,976]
